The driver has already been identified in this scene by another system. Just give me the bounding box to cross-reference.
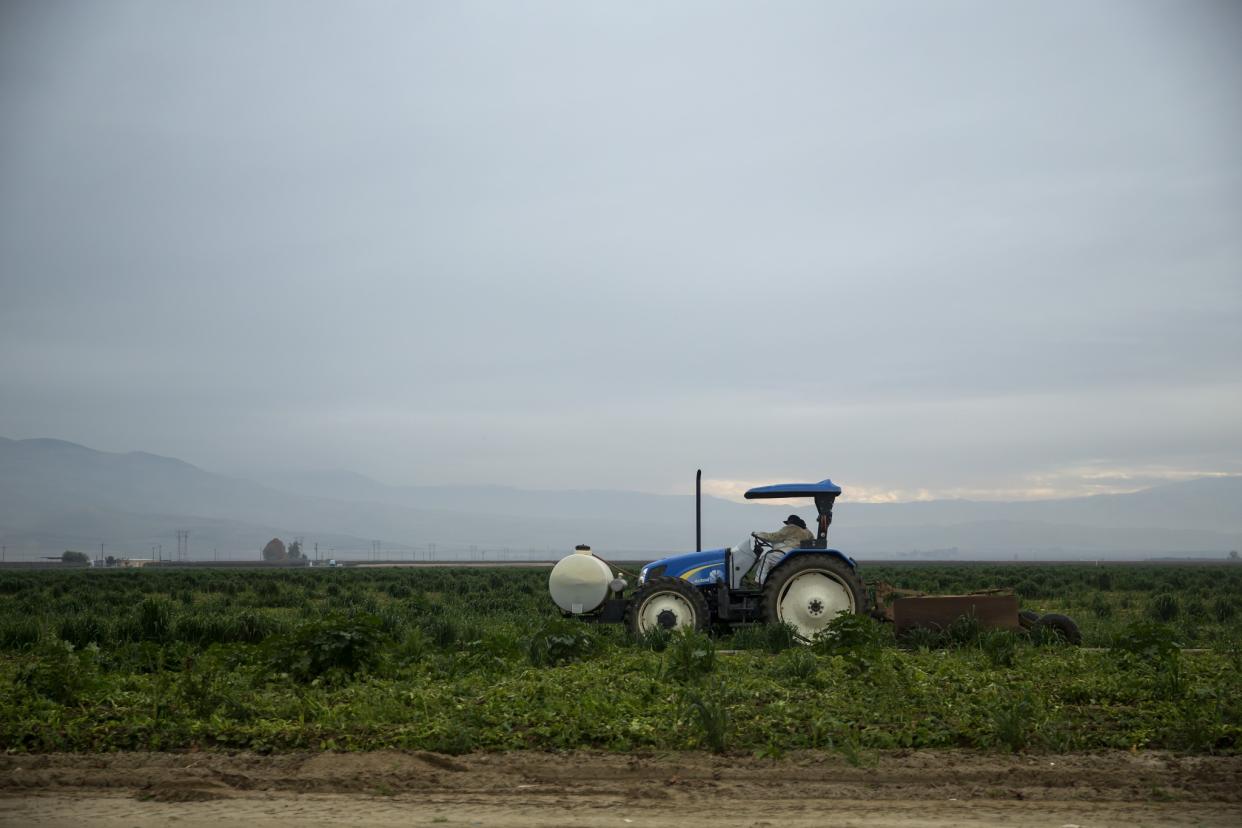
[751,515,813,583]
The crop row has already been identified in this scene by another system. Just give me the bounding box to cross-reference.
[2,563,1239,651]
[0,564,1238,756]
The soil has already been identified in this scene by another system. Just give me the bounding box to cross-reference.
[1,749,1239,827]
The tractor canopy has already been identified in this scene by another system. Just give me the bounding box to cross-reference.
[743,479,842,499]
[746,479,842,523]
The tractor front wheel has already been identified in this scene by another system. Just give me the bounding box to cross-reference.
[762,555,866,641]
[625,577,710,637]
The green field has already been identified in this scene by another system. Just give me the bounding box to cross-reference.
[1,563,1239,755]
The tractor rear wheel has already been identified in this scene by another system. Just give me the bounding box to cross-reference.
[625,576,710,637]
[762,555,866,641]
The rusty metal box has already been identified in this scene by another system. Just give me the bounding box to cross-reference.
[891,593,1021,634]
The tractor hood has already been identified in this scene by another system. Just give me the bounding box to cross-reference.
[639,548,728,587]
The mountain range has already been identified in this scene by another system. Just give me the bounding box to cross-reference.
[1,437,1239,562]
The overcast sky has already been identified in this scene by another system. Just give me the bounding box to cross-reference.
[1,0,1239,502]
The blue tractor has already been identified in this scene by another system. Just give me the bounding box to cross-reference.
[547,474,868,640]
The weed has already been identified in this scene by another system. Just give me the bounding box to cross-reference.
[980,629,1019,668]
[900,626,942,651]
[1213,597,1236,623]
[1148,593,1180,622]
[944,612,982,646]
[812,613,886,654]
[754,739,785,760]
[136,596,175,642]
[775,647,819,683]
[991,688,1040,752]
[761,622,800,653]
[685,687,729,752]
[725,624,767,650]
[0,616,43,649]
[393,628,431,664]
[268,614,389,683]
[15,639,102,705]
[1113,620,1185,698]
[831,731,876,767]
[665,628,716,682]
[634,626,673,652]
[526,619,598,667]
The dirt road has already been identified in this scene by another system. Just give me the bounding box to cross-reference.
[2,749,1238,827]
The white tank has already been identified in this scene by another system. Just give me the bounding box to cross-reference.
[548,546,613,614]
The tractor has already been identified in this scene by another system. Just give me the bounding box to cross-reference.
[547,474,867,640]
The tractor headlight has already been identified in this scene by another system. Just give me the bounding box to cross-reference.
[638,564,665,586]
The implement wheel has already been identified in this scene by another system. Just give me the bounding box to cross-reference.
[1031,612,1082,645]
[626,577,710,636]
[762,555,866,641]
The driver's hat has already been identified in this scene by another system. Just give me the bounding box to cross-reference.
[783,514,807,529]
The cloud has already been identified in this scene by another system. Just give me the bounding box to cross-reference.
[0,1,1240,496]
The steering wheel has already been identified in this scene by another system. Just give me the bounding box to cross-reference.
[751,533,774,550]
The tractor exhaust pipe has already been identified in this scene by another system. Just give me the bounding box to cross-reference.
[696,469,702,552]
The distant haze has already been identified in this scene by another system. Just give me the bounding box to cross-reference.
[1,1,1240,501]
[1,438,1239,561]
